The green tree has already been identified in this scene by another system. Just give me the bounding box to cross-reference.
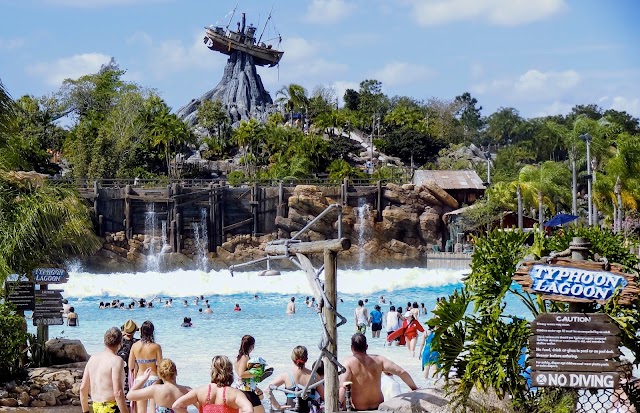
[276,83,308,125]
[198,100,231,159]
[343,89,359,111]
[377,127,444,168]
[454,92,484,141]
[326,159,365,182]
[484,107,523,145]
[518,161,572,224]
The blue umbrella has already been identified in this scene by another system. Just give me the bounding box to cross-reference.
[544,213,578,227]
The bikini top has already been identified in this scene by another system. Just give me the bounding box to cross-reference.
[202,385,238,413]
[136,358,157,364]
[155,406,174,413]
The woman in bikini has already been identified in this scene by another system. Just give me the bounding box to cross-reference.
[233,335,264,413]
[127,359,191,413]
[172,355,252,413]
[267,346,324,413]
[129,320,163,413]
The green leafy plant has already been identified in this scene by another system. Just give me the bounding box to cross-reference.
[0,303,29,381]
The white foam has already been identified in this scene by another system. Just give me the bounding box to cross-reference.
[63,267,466,298]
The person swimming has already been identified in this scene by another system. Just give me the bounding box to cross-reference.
[234,304,241,312]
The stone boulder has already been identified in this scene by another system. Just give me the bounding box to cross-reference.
[45,339,89,365]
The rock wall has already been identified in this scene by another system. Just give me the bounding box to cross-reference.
[177,51,274,127]
[0,365,84,408]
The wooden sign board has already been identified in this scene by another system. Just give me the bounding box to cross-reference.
[513,258,638,305]
[5,281,35,311]
[530,358,620,373]
[34,290,64,321]
[32,268,69,284]
[531,371,619,389]
[532,313,620,336]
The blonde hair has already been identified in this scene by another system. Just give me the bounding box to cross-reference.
[291,346,308,369]
[210,355,234,386]
[158,359,177,381]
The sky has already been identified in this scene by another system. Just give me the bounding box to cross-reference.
[1,0,639,120]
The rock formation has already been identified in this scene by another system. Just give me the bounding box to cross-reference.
[177,51,274,127]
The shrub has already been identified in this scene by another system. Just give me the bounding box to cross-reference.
[0,302,28,381]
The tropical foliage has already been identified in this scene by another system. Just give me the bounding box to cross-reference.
[430,227,640,412]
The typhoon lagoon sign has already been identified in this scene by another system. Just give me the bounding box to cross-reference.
[513,258,638,305]
[528,264,627,301]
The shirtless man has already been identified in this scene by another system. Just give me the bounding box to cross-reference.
[339,333,417,411]
[80,327,128,413]
[286,297,296,314]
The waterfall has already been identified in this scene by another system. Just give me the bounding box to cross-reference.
[193,208,209,272]
[355,198,370,269]
[145,203,167,272]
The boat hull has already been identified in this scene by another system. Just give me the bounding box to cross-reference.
[204,28,283,67]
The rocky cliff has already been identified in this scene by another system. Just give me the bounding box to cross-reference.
[177,51,274,127]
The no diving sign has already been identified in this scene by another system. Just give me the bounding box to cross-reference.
[531,371,619,389]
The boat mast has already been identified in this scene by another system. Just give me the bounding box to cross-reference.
[226,1,238,30]
[257,5,273,44]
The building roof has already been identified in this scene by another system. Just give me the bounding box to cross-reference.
[412,170,486,190]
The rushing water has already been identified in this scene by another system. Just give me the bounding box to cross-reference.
[25,266,531,408]
[192,208,209,272]
[355,200,370,269]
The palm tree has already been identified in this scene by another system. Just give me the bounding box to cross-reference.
[0,80,16,148]
[275,84,308,127]
[515,162,571,226]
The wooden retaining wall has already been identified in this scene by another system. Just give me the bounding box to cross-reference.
[84,180,388,254]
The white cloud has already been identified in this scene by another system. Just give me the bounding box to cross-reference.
[42,0,167,7]
[407,0,567,26]
[472,69,581,101]
[26,53,112,86]
[135,31,220,80]
[609,96,640,117]
[470,62,484,78]
[370,62,435,87]
[534,101,574,117]
[0,37,25,51]
[514,69,580,94]
[304,0,356,24]
[333,80,359,105]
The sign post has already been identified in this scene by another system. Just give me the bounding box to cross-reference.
[31,268,69,342]
[513,237,636,396]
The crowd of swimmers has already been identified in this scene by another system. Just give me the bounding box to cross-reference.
[81,319,419,413]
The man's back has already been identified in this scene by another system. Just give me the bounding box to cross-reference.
[86,350,124,402]
[343,353,384,410]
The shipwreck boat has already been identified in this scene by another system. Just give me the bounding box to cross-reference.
[204,9,284,67]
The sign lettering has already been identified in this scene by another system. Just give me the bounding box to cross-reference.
[531,372,619,389]
[33,268,68,284]
[5,281,35,311]
[529,265,627,301]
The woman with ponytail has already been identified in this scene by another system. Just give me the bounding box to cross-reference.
[233,335,264,413]
[266,346,324,413]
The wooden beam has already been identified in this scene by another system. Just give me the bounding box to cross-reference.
[265,238,351,255]
[222,218,254,232]
[323,248,339,413]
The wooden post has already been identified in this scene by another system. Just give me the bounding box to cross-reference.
[98,215,104,237]
[252,182,259,236]
[343,178,349,205]
[376,180,382,222]
[277,181,284,218]
[170,220,176,253]
[36,284,49,343]
[124,184,132,239]
[173,183,182,252]
[93,180,99,218]
[220,184,226,244]
[208,183,215,252]
[176,213,183,253]
[323,248,339,413]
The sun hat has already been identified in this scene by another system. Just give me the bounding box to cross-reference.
[404,311,413,318]
[122,319,138,334]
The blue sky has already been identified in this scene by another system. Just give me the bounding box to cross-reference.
[1,0,639,119]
